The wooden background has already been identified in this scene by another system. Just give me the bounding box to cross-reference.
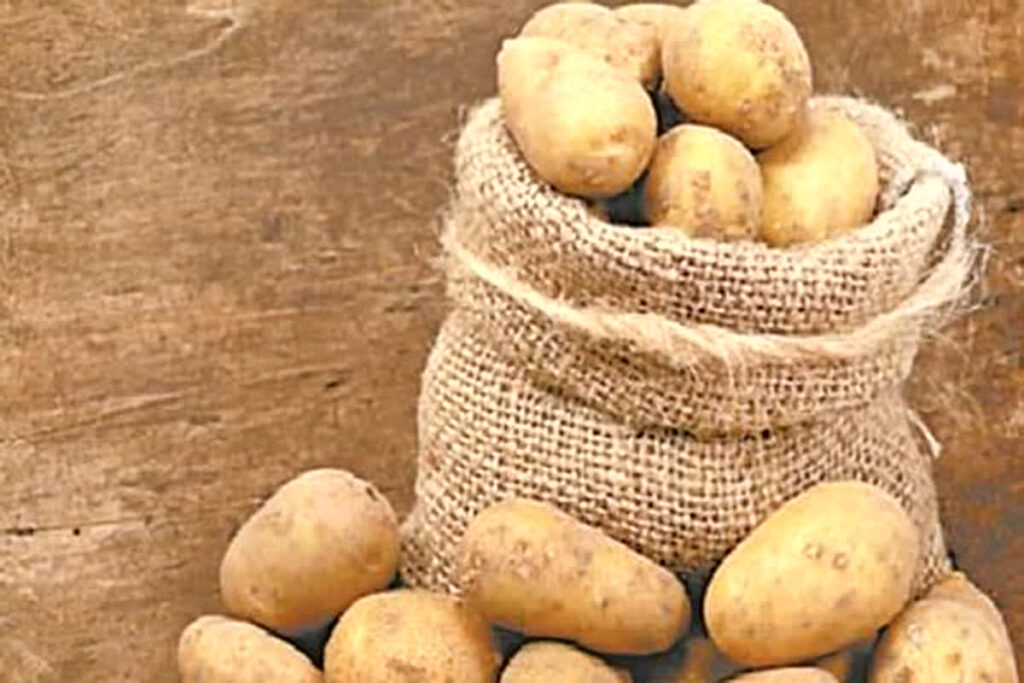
[0,1,1020,680]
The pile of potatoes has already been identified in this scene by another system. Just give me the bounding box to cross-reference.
[177,468,1018,681]
[497,0,881,247]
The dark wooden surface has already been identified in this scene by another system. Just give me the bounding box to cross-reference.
[0,1,1020,680]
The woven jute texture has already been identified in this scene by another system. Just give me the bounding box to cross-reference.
[401,95,977,596]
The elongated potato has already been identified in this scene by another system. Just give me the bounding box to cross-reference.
[177,615,321,683]
[497,37,657,198]
[457,499,690,655]
[501,642,631,683]
[521,2,660,87]
[323,590,500,683]
[759,106,879,246]
[663,0,812,149]
[219,469,399,632]
[705,481,920,667]
[732,668,838,682]
[644,124,761,240]
[871,574,1019,683]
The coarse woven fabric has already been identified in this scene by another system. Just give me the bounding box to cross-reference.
[402,95,974,595]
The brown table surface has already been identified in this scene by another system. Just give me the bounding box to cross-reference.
[1,1,1021,680]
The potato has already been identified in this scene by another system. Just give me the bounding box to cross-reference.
[731,668,838,682]
[615,3,689,46]
[705,481,920,667]
[497,37,657,198]
[456,499,689,655]
[644,124,761,240]
[668,636,745,682]
[323,590,500,683]
[758,106,879,246]
[662,0,812,149]
[177,615,321,683]
[219,469,399,633]
[501,641,631,682]
[871,574,1019,683]
[521,2,660,87]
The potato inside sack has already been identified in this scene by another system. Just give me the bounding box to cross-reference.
[497,36,657,198]
[177,615,321,683]
[758,105,879,246]
[662,0,812,149]
[219,468,399,633]
[704,481,920,668]
[501,641,631,682]
[456,499,691,655]
[323,590,500,683]
[644,123,762,240]
[520,2,660,88]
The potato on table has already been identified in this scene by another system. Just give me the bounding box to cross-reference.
[456,498,690,655]
[663,0,812,149]
[177,615,321,683]
[759,106,879,246]
[501,641,630,682]
[323,590,500,683]
[705,481,920,667]
[219,468,399,633]
[497,36,657,198]
[871,573,1019,683]
[521,2,660,87]
[644,124,762,240]
[731,667,839,682]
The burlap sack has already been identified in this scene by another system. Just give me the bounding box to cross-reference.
[401,96,976,596]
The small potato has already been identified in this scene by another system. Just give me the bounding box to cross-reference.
[759,106,879,246]
[731,668,838,682]
[667,636,745,682]
[456,499,690,655]
[871,575,1019,683]
[644,124,761,240]
[501,641,631,683]
[705,482,920,667]
[219,469,399,633]
[323,590,500,683]
[497,37,657,198]
[615,4,689,46]
[663,0,812,149]
[177,615,320,683]
[521,2,660,87]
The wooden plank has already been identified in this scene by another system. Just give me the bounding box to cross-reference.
[0,0,1020,679]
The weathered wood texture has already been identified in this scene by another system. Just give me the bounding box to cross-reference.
[0,1,1020,680]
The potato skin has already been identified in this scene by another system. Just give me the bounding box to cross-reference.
[758,106,879,246]
[501,642,631,683]
[663,0,812,149]
[497,37,657,198]
[644,124,761,240]
[323,590,500,683]
[177,615,321,683]
[871,575,1019,683]
[521,2,660,87]
[219,469,399,632]
[456,499,690,655]
[731,668,838,682]
[704,481,920,667]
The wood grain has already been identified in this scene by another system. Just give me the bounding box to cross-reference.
[0,1,1020,680]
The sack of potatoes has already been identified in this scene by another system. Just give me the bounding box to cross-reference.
[177,469,1017,681]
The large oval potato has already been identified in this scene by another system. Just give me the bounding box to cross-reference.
[705,481,920,667]
[501,641,630,683]
[219,469,399,633]
[644,124,761,240]
[663,0,812,149]
[871,574,1019,683]
[323,590,500,683]
[732,668,838,682]
[521,2,660,87]
[497,36,657,198]
[759,106,879,246]
[456,499,690,655]
[177,615,321,683]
